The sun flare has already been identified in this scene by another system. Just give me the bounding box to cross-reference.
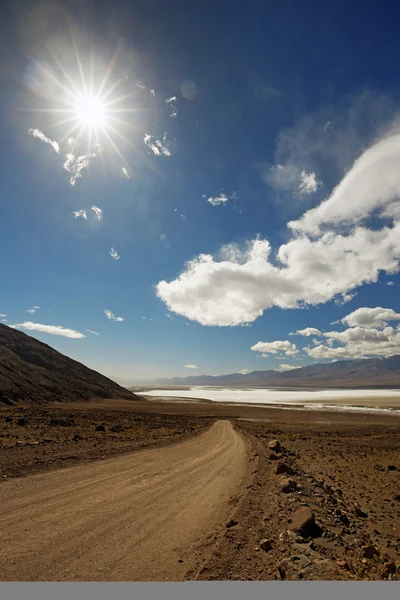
[74,94,107,130]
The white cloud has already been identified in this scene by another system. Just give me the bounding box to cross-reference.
[91,206,103,220]
[334,292,357,306]
[121,167,130,179]
[341,307,400,329]
[277,364,302,372]
[109,247,120,260]
[298,170,322,195]
[238,369,249,374]
[29,128,59,153]
[166,96,178,118]
[72,210,87,220]
[143,133,171,157]
[157,131,400,326]
[0,313,7,317]
[63,138,100,186]
[265,164,322,196]
[387,281,395,286]
[11,321,85,339]
[0,319,7,323]
[251,340,298,356]
[289,132,400,235]
[184,364,198,369]
[26,306,40,314]
[207,194,229,206]
[103,309,124,322]
[85,329,99,335]
[290,327,321,337]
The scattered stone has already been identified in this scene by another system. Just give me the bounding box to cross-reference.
[361,545,379,559]
[225,519,238,529]
[275,462,294,475]
[280,478,297,494]
[259,539,273,552]
[17,418,27,426]
[289,507,323,539]
[268,440,282,452]
[336,560,349,569]
[354,503,368,519]
[95,425,106,432]
[381,561,396,577]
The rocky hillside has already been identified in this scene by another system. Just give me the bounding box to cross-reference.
[154,355,400,388]
[0,324,139,406]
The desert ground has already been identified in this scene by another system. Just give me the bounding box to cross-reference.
[1,396,400,581]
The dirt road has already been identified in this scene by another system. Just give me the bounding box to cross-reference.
[0,420,248,581]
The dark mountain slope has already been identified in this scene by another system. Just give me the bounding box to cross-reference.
[0,324,139,405]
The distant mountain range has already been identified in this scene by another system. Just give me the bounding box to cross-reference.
[154,356,400,388]
[0,324,139,406]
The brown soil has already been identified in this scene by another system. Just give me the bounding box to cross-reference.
[1,398,400,580]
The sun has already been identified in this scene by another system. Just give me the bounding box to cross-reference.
[74,94,107,130]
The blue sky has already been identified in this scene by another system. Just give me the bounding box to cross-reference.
[1,0,400,383]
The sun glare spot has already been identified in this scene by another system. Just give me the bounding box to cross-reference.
[75,94,106,130]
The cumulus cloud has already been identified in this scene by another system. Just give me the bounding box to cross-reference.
[10,321,85,339]
[184,364,198,369]
[290,327,321,337]
[387,281,395,286]
[72,210,87,220]
[302,306,400,359]
[26,306,40,314]
[29,128,59,153]
[298,170,322,195]
[143,133,171,157]
[251,340,298,356]
[85,329,99,335]
[277,364,302,372]
[63,138,99,186]
[91,206,103,220]
[103,309,124,322]
[109,247,120,260]
[341,307,400,329]
[157,131,400,327]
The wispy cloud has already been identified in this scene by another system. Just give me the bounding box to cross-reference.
[143,133,171,157]
[238,369,249,374]
[26,306,40,314]
[91,205,103,220]
[206,191,238,207]
[103,309,124,322]
[121,167,130,179]
[141,316,153,321]
[29,128,59,153]
[63,138,100,186]
[85,329,99,335]
[0,313,7,317]
[265,164,322,197]
[184,364,198,369]
[298,170,322,195]
[10,321,85,339]
[165,96,178,118]
[387,281,395,286]
[72,210,87,220]
[109,247,120,260]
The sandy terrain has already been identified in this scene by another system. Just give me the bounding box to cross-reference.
[0,420,249,581]
[1,397,400,580]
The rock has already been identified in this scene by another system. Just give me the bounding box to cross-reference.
[5,416,12,423]
[259,539,273,552]
[225,519,238,528]
[268,453,279,460]
[275,462,294,475]
[381,561,396,577]
[336,560,349,569]
[110,425,124,433]
[354,503,368,519]
[289,507,323,539]
[73,434,81,442]
[395,495,400,502]
[280,478,297,494]
[95,425,106,432]
[278,544,342,580]
[16,440,24,446]
[361,545,379,559]
[388,465,397,471]
[268,440,282,452]
[17,417,27,426]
